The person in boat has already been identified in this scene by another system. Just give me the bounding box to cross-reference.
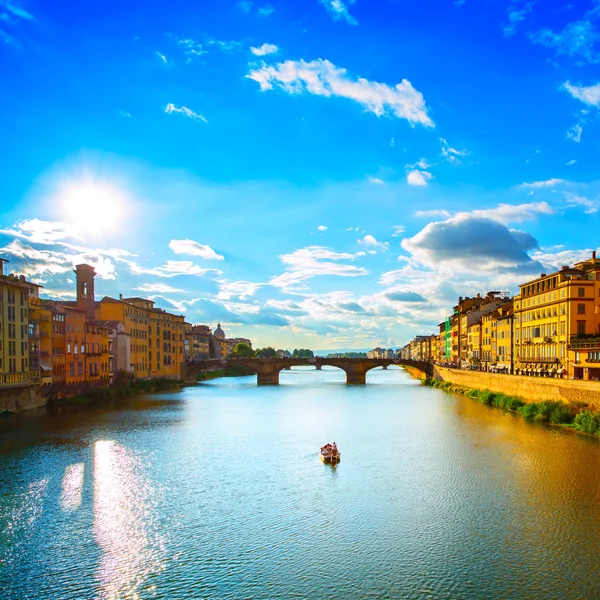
[332,442,337,454]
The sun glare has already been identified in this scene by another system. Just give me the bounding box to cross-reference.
[62,183,125,233]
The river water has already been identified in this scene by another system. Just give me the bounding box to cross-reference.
[1,366,600,599]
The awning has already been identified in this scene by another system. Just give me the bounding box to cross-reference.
[40,359,52,372]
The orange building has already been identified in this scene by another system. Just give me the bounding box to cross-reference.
[64,306,87,385]
[85,320,111,384]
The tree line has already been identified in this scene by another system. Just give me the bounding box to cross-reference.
[231,344,314,359]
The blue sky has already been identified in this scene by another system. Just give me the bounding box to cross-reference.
[1,0,599,351]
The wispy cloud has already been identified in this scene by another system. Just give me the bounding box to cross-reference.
[250,43,278,56]
[357,235,389,252]
[317,225,328,231]
[168,239,224,260]
[407,170,432,186]
[135,283,185,293]
[247,58,434,127]
[164,103,208,123]
[1,1,33,21]
[520,178,566,188]
[368,176,384,184]
[529,18,600,64]
[237,0,253,13]
[439,137,468,163]
[129,260,222,279]
[503,2,533,37]
[391,225,406,237]
[257,3,274,17]
[155,51,167,63]
[318,0,357,26]
[270,246,368,289]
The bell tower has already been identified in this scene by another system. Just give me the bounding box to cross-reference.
[74,263,96,319]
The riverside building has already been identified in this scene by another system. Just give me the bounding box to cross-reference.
[513,252,600,380]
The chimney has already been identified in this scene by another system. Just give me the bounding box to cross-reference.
[593,251,597,261]
[0,258,8,276]
[119,294,123,300]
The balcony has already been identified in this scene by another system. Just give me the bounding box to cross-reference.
[569,334,600,350]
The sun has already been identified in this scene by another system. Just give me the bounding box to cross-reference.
[61,183,125,233]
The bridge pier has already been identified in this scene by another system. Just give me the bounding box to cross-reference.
[381,364,388,370]
[346,372,366,384]
[315,364,322,370]
[257,372,280,385]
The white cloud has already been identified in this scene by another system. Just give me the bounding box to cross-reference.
[391,225,406,237]
[520,178,566,188]
[566,159,577,166]
[135,283,185,293]
[250,43,278,56]
[318,0,357,26]
[0,219,84,244]
[357,235,389,252]
[129,260,222,279]
[246,58,434,127]
[164,103,208,123]
[270,246,368,288]
[401,214,541,272]
[0,239,118,280]
[368,177,384,184]
[317,225,328,231]
[168,239,224,260]
[407,170,432,186]
[562,81,600,106]
[155,51,167,63]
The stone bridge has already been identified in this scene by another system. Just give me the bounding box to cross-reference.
[181,357,433,385]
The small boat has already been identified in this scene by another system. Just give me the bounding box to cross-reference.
[320,442,341,464]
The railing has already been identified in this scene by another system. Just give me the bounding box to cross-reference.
[569,335,600,350]
[0,372,31,386]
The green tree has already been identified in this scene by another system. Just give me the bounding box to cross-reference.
[292,348,314,359]
[232,342,255,358]
[257,346,277,358]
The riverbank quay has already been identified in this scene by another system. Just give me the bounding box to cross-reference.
[195,366,256,382]
[0,377,184,415]
[404,365,600,437]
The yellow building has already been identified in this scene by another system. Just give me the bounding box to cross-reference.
[513,252,600,379]
[466,321,482,365]
[96,296,185,379]
[0,259,38,387]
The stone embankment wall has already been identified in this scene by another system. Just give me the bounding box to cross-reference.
[431,366,600,409]
[0,386,46,413]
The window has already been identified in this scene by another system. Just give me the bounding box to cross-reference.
[577,304,586,314]
[578,287,585,297]
[577,322,586,335]
[69,362,75,377]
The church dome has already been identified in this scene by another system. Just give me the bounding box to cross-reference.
[213,323,225,339]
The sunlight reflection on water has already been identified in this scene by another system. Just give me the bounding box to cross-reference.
[93,440,164,600]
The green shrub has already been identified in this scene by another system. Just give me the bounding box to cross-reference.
[519,403,539,420]
[478,391,495,406]
[574,411,600,434]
